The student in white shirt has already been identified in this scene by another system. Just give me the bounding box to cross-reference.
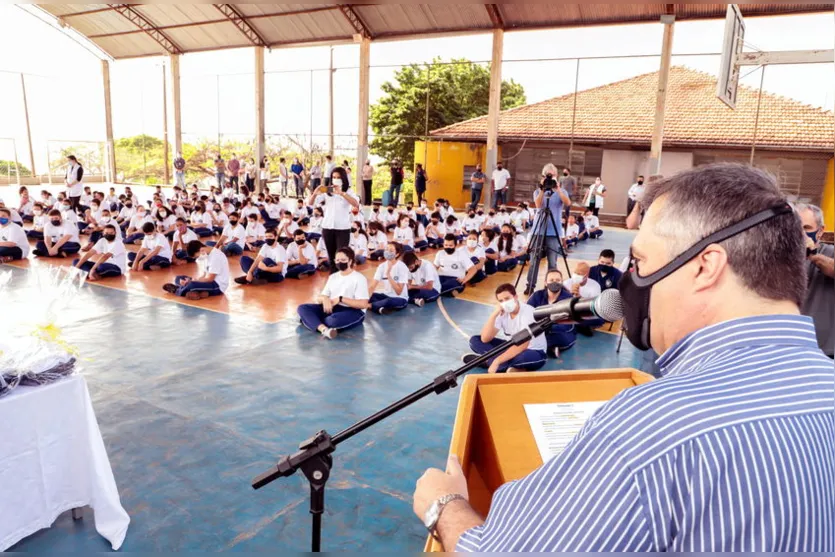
[402,251,440,307]
[40,190,57,210]
[285,229,317,278]
[495,224,520,272]
[583,208,603,239]
[0,208,29,262]
[459,230,487,285]
[315,234,330,270]
[462,209,482,234]
[33,209,81,258]
[564,215,580,248]
[240,199,260,222]
[413,219,429,252]
[244,214,266,251]
[367,243,410,315]
[494,206,512,227]
[383,205,399,232]
[155,206,177,238]
[415,201,430,227]
[367,221,388,261]
[445,215,463,243]
[349,206,365,228]
[306,207,324,243]
[369,204,384,224]
[163,241,229,300]
[434,234,478,296]
[425,212,447,249]
[562,261,606,334]
[27,203,47,240]
[207,212,246,256]
[480,229,499,275]
[189,202,214,238]
[276,210,300,246]
[461,282,547,373]
[128,222,172,271]
[172,218,199,265]
[17,187,34,221]
[82,208,113,249]
[481,209,499,233]
[210,204,230,235]
[125,206,153,244]
[236,228,287,285]
[297,246,369,339]
[349,224,369,265]
[116,199,136,231]
[71,224,126,280]
[104,188,119,211]
[393,215,416,251]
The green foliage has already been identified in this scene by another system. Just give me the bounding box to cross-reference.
[370,58,526,167]
[0,160,32,177]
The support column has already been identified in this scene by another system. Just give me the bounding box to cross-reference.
[484,28,504,211]
[328,47,335,157]
[254,46,266,193]
[169,54,182,158]
[20,73,36,178]
[356,37,371,204]
[649,15,675,175]
[162,63,170,185]
[102,60,117,183]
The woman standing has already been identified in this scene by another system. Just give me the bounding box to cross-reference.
[260,155,270,186]
[64,155,84,212]
[361,159,374,205]
[582,177,607,217]
[245,158,256,191]
[310,160,322,191]
[307,166,360,273]
[415,163,428,206]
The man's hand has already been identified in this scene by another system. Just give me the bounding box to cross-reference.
[805,235,817,252]
[48,246,58,257]
[413,455,469,520]
[487,360,500,374]
[456,277,465,284]
[570,283,581,297]
[322,297,333,314]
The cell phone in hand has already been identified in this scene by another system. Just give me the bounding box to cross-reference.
[326,186,334,196]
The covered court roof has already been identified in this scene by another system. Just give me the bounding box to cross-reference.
[36,3,835,60]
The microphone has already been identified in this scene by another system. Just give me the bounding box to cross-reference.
[532,288,624,323]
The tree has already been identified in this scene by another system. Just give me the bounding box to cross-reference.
[370,58,526,167]
[0,160,32,177]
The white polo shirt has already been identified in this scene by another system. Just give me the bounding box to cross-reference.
[44,220,80,244]
[206,248,230,292]
[0,222,29,257]
[409,259,440,289]
[393,226,415,247]
[434,249,473,279]
[492,168,511,191]
[220,223,246,249]
[373,260,410,299]
[321,270,370,311]
[563,275,602,298]
[141,233,172,261]
[92,237,127,273]
[257,243,288,276]
[349,233,368,256]
[321,191,359,230]
[368,231,388,252]
[173,228,198,248]
[287,241,316,264]
[494,303,546,352]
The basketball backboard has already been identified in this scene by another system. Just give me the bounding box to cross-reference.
[716,4,745,109]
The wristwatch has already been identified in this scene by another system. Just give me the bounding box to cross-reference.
[423,493,466,540]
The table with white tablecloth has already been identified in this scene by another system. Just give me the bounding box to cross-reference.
[0,374,130,550]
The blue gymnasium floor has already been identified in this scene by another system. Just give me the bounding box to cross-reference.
[5,231,644,552]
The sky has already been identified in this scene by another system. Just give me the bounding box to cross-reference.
[0,5,832,173]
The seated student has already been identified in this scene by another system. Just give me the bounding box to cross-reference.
[162,240,230,300]
[480,228,499,275]
[364,221,386,261]
[462,209,482,234]
[512,228,529,263]
[510,204,528,232]
[434,233,478,296]
[104,187,119,211]
[171,217,199,265]
[168,201,187,221]
[26,203,47,240]
[459,230,487,284]
[40,189,56,209]
[383,205,399,232]
[82,207,113,250]
[495,224,519,272]
[349,223,369,265]
[0,208,29,262]
[306,207,324,243]
[588,248,622,291]
[71,224,126,280]
[403,202,417,222]
[368,203,384,225]
[207,212,246,256]
[115,198,136,231]
[189,202,214,237]
[403,250,440,307]
[155,205,177,238]
[425,212,447,249]
[495,205,512,228]
[240,198,260,222]
[57,197,78,227]
[124,186,141,206]
[276,210,299,246]
[563,261,604,336]
[244,213,266,251]
[367,243,410,315]
[285,229,317,278]
[220,197,236,216]
[462,283,547,373]
[236,228,287,285]
[481,208,499,233]
[576,215,588,242]
[80,198,103,233]
[262,195,283,228]
[209,203,230,235]
[315,235,330,271]
[79,185,94,214]
[297,247,369,339]
[393,214,416,252]
[526,269,577,358]
[128,222,172,271]
[124,205,153,244]
[564,215,580,248]
[0,201,24,226]
[33,209,81,258]
[446,215,464,243]
[584,208,603,239]
[413,218,429,252]
[415,200,430,227]
[18,187,34,223]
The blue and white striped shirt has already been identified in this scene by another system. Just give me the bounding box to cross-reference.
[457,315,835,552]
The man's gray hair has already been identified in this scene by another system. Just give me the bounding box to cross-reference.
[642,163,807,307]
[795,203,824,228]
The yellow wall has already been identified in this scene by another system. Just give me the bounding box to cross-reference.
[414,141,497,210]
[823,158,834,232]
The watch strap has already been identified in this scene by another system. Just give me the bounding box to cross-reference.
[427,493,466,540]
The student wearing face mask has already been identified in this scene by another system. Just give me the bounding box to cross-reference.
[462,283,547,373]
[80,199,102,233]
[526,269,577,358]
[163,241,230,300]
[244,214,266,251]
[297,247,369,339]
[33,209,81,258]
[383,204,399,232]
[210,203,230,235]
[462,209,482,234]
[349,206,365,229]
[402,251,440,307]
[189,202,214,237]
[588,249,622,291]
[236,228,287,285]
[434,234,478,296]
[172,218,199,265]
[495,224,519,272]
[128,222,172,271]
[308,166,360,274]
[0,208,29,262]
[124,206,153,244]
[306,207,324,243]
[415,200,430,227]
[460,230,487,285]
[425,212,447,249]
[626,175,645,217]
[206,211,246,256]
[349,223,369,264]
[285,229,317,278]
[276,210,300,247]
[367,221,388,261]
[115,199,135,232]
[445,215,463,243]
[413,218,429,252]
[393,214,416,251]
[480,229,499,275]
[495,206,512,227]
[81,208,113,250]
[156,206,177,238]
[369,203,383,224]
[367,243,410,314]
[26,203,47,240]
[70,224,126,280]
[563,261,604,336]
[57,198,79,228]
[584,209,603,239]
[293,199,310,226]
[481,208,499,234]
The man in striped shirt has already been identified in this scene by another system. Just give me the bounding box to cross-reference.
[413,164,834,552]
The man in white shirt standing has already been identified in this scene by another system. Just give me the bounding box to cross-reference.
[626,175,645,217]
[128,222,172,271]
[367,243,410,315]
[491,162,511,210]
[163,241,230,300]
[461,283,547,373]
[64,155,84,213]
[0,207,29,262]
[33,209,81,258]
[71,223,126,280]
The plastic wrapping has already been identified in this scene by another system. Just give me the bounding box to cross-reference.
[0,266,87,397]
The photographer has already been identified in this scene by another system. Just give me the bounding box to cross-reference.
[530,164,571,275]
[797,203,834,358]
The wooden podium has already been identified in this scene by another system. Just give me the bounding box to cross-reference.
[424,368,652,552]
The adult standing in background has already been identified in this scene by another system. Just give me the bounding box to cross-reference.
[214,154,225,189]
[323,155,336,188]
[244,157,256,191]
[414,163,428,207]
[227,154,240,192]
[389,159,404,206]
[361,159,374,205]
[559,167,576,224]
[291,157,304,197]
[626,175,645,217]
[469,164,485,210]
[309,166,360,273]
[797,203,834,358]
[491,162,511,209]
[278,157,289,196]
[310,160,322,191]
[343,160,353,190]
[583,176,606,217]
[260,155,270,186]
[173,152,186,188]
[64,155,84,212]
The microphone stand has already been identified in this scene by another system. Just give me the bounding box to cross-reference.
[251,311,569,552]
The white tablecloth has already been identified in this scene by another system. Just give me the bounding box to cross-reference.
[0,374,130,550]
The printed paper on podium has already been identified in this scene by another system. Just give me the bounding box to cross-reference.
[523,401,606,463]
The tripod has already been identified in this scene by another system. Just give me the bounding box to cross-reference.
[514,189,571,296]
[251,312,570,552]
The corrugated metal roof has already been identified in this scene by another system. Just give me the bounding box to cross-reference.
[34,4,835,59]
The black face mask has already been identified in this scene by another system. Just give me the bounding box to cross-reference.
[468,213,475,218]
[477,211,484,216]
[350,228,358,233]
[265,238,277,246]
[104,234,117,242]
[637,180,644,185]
[547,282,562,293]
[125,203,133,208]
[444,247,455,255]
[619,203,792,352]
[409,266,420,273]
[230,220,238,226]
[373,208,379,213]
[489,212,495,217]
[51,219,62,226]
[563,172,569,176]
[388,209,394,213]
[598,264,612,273]
[335,261,349,271]
[295,239,306,245]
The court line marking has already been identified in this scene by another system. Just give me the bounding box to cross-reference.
[437,297,470,340]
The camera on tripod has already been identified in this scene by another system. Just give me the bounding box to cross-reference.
[540,174,558,192]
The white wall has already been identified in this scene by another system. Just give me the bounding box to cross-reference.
[601,149,644,216]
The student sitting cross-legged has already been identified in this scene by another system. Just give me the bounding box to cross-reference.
[433,233,478,297]
[0,207,29,262]
[366,221,388,261]
[206,212,246,256]
[128,222,172,271]
[71,224,126,280]
[236,228,287,285]
[297,247,369,340]
[171,217,199,265]
[459,230,487,284]
[367,242,410,315]
[33,209,82,258]
[162,240,230,300]
[462,282,548,373]
[285,229,317,279]
[525,269,577,358]
[26,203,47,240]
[402,250,440,307]
[244,213,266,251]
